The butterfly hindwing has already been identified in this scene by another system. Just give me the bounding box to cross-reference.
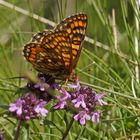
[24,30,72,78]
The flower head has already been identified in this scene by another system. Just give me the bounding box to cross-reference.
[54,80,107,125]
[9,94,48,120]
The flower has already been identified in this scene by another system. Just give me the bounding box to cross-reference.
[68,80,80,92]
[54,80,107,125]
[54,101,67,109]
[91,112,100,123]
[9,94,48,120]
[13,73,107,125]
[74,111,101,125]
[33,74,50,91]
[34,101,48,117]
[54,89,71,109]
[74,110,90,125]
[27,73,56,101]
[9,99,23,116]
[56,90,71,101]
[95,94,107,106]
[72,94,86,108]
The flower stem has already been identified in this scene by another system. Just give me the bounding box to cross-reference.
[62,117,74,140]
[14,120,23,140]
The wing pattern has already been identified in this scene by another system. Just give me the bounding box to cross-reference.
[23,13,88,79]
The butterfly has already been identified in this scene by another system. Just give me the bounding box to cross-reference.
[23,13,88,80]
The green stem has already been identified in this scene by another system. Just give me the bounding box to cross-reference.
[14,120,23,140]
[62,117,74,140]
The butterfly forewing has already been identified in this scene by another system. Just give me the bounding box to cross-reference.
[55,13,87,68]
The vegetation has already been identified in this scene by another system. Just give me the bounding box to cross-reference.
[0,0,140,139]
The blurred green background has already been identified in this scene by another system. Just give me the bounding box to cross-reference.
[0,0,140,139]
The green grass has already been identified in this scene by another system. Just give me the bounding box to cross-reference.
[0,0,140,139]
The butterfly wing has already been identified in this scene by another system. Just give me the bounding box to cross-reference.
[23,30,72,78]
[55,13,88,69]
[23,13,87,79]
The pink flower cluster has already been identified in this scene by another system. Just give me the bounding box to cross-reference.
[9,74,107,125]
[9,94,48,120]
[54,81,107,125]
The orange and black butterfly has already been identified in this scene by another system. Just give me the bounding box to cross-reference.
[23,13,88,80]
